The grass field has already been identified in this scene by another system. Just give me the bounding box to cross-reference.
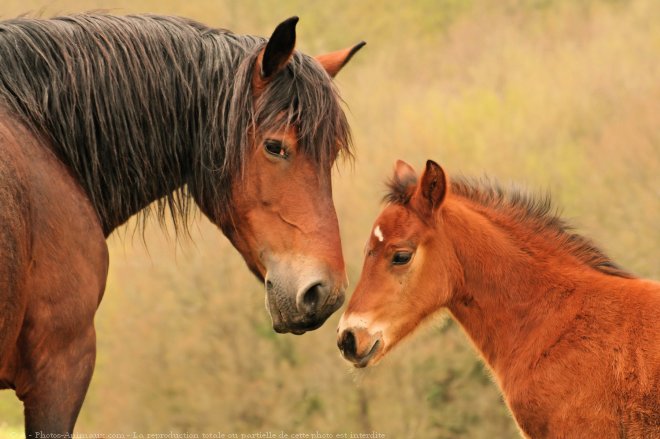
[1,0,658,437]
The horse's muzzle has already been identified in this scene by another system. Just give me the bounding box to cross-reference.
[264,261,346,334]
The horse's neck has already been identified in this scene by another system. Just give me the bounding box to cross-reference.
[1,21,246,237]
[444,200,607,383]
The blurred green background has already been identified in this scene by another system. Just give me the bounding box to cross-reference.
[1,0,658,437]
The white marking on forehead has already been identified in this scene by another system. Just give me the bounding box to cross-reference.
[374,225,384,242]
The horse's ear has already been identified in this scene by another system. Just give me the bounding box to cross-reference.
[315,41,366,78]
[414,160,447,216]
[255,16,298,89]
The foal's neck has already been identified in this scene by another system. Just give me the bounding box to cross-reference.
[443,199,610,383]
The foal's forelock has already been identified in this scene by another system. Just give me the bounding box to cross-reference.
[383,175,414,205]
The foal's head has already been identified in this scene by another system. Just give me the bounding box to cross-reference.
[200,18,363,334]
[338,160,461,366]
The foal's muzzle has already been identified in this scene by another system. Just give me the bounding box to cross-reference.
[337,326,383,368]
[264,258,346,334]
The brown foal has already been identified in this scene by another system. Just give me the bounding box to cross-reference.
[338,159,659,438]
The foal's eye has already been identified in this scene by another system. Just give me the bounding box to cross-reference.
[264,139,288,158]
[392,251,413,265]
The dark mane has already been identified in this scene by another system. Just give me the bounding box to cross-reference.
[0,13,351,234]
[385,174,632,278]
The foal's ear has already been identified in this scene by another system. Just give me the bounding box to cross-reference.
[393,160,417,187]
[256,16,298,83]
[315,41,366,78]
[414,160,447,216]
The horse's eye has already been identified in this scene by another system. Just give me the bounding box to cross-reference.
[264,139,288,158]
[392,251,412,265]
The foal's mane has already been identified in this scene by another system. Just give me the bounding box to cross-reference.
[0,14,351,234]
[386,174,632,278]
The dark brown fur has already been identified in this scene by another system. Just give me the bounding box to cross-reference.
[0,14,363,436]
[0,14,351,235]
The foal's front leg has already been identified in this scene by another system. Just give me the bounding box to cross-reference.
[16,322,97,438]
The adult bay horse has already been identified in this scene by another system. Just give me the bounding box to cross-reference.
[0,13,364,436]
[338,160,660,438]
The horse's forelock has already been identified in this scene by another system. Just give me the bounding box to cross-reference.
[251,51,353,172]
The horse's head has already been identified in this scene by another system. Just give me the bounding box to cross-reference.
[337,160,461,366]
[199,18,363,335]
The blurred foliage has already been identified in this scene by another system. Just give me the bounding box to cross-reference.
[1,0,659,437]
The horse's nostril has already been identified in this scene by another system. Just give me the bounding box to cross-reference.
[339,329,357,359]
[300,283,323,316]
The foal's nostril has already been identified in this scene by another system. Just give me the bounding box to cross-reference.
[338,329,357,359]
[299,283,324,316]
